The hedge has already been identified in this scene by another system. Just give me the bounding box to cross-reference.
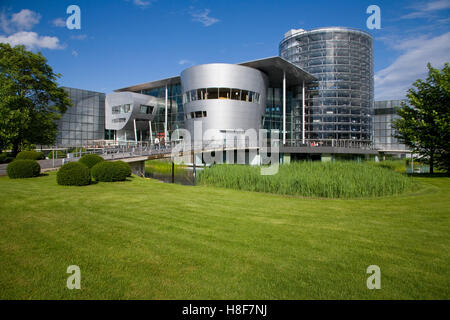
[91,161,130,182]
[7,160,41,179]
[79,154,104,169]
[16,150,44,160]
[57,162,91,186]
[114,160,132,177]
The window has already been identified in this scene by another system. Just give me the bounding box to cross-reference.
[219,88,230,99]
[183,88,260,104]
[207,88,219,99]
[241,90,249,102]
[190,89,197,101]
[112,118,126,123]
[112,104,131,114]
[198,88,207,100]
[139,105,154,114]
[231,89,241,100]
[186,110,207,119]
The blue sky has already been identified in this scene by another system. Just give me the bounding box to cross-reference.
[1,0,449,99]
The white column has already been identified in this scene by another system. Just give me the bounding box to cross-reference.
[149,120,152,145]
[133,118,137,144]
[165,84,168,141]
[282,71,286,145]
[302,80,306,144]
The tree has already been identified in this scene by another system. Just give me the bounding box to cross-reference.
[393,63,450,174]
[0,43,71,155]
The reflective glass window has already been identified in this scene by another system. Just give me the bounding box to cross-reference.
[231,89,241,100]
[219,88,230,99]
[207,88,219,99]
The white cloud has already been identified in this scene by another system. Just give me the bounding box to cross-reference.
[178,59,194,65]
[52,17,66,27]
[375,32,450,100]
[401,0,450,19]
[1,9,41,33]
[190,8,219,27]
[126,0,153,8]
[11,9,41,30]
[0,31,64,50]
[72,50,78,57]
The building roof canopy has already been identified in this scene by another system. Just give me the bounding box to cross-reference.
[115,56,315,92]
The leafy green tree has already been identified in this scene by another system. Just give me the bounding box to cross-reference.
[393,63,450,174]
[0,43,71,155]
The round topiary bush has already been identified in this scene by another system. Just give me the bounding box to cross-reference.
[57,162,91,186]
[7,159,41,179]
[91,161,129,182]
[16,150,44,160]
[114,160,132,177]
[79,154,104,169]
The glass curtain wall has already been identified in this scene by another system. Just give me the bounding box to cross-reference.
[374,100,408,152]
[280,27,374,144]
[55,87,105,146]
[263,87,293,141]
[141,84,184,140]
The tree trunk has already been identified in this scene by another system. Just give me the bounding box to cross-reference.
[11,141,20,157]
[430,152,434,174]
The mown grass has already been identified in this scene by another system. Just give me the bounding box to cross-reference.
[0,172,448,299]
[197,161,413,198]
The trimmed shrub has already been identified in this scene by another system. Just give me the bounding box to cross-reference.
[0,153,14,164]
[16,150,44,160]
[7,160,41,179]
[79,154,104,169]
[114,160,132,177]
[91,161,129,182]
[57,162,91,186]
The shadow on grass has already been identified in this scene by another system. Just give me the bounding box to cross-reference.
[407,173,449,178]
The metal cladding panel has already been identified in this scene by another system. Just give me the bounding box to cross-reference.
[181,64,268,138]
[105,92,160,131]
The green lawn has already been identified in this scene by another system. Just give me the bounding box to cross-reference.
[0,172,449,299]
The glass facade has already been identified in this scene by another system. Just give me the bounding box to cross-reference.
[263,87,293,140]
[280,27,374,143]
[374,100,408,152]
[140,84,184,139]
[55,87,105,146]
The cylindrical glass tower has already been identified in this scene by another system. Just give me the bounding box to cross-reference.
[280,27,374,145]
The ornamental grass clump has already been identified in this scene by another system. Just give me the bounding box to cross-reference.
[197,161,413,198]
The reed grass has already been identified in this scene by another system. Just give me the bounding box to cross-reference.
[197,161,413,198]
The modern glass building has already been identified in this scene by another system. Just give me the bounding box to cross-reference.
[280,27,374,145]
[55,87,105,146]
[374,100,409,155]
[113,57,315,149]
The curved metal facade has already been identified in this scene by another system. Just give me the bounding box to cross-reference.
[280,27,374,143]
[181,63,269,142]
[105,92,174,142]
